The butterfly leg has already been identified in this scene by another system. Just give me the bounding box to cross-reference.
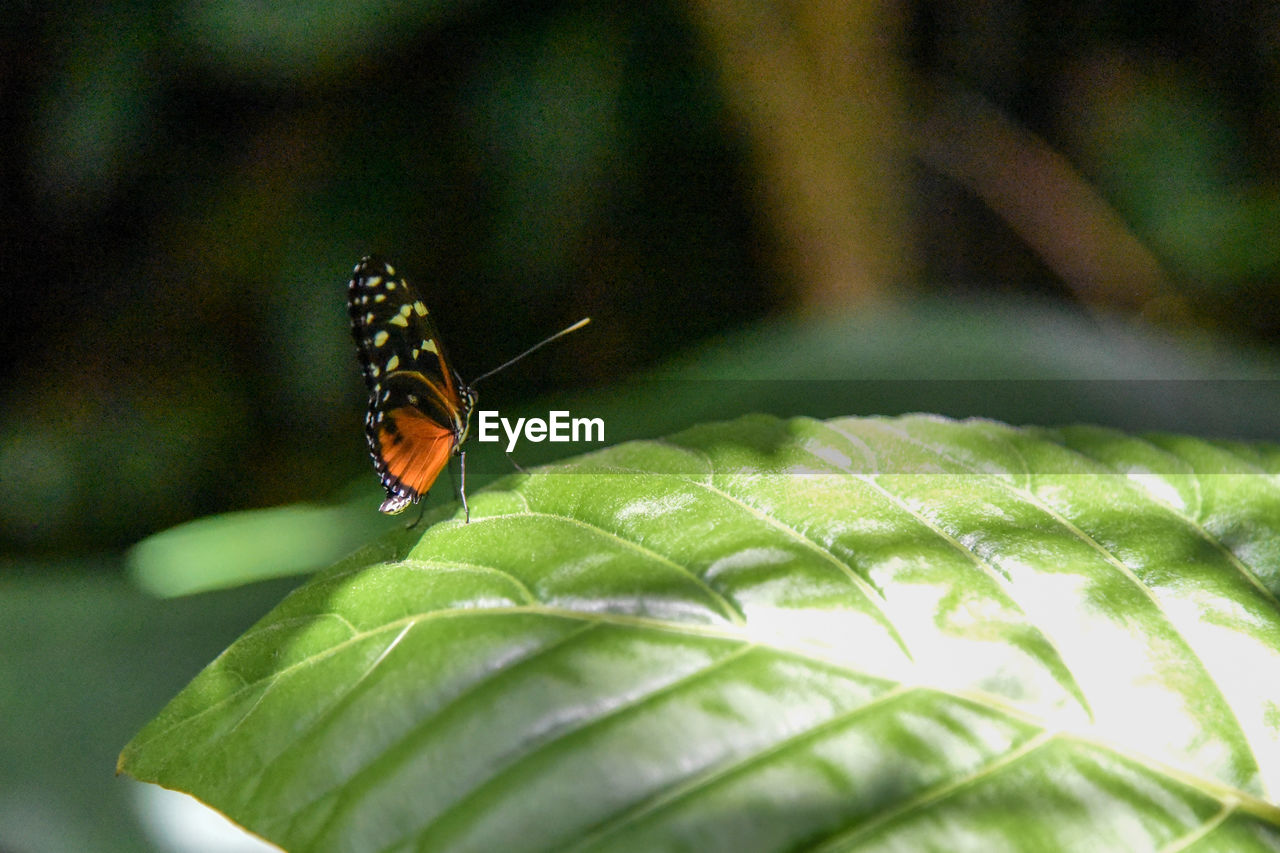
[505,452,526,474]
[459,449,470,523]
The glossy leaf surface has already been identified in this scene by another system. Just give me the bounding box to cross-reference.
[120,415,1280,851]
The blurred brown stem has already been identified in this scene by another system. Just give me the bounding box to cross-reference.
[690,1,1177,319]
[915,81,1173,315]
[689,0,917,310]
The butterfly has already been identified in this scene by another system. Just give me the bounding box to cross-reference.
[348,256,588,522]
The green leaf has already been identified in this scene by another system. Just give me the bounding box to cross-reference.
[126,497,400,598]
[119,414,1280,851]
[175,0,469,82]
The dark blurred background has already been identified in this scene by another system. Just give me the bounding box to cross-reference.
[2,0,1278,849]
[3,0,1278,558]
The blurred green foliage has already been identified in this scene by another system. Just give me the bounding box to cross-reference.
[3,0,777,555]
[1066,56,1280,292]
[4,0,1278,555]
[0,566,299,852]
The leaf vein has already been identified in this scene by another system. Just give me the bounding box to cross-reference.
[1068,435,1280,610]
[566,683,916,851]
[577,453,913,660]
[810,730,1056,852]
[484,510,747,625]
[239,620,417,806]
[1156,800,1236,853]
[304,620,604,845]
[869,420,1260,791]
[391,643,762,853]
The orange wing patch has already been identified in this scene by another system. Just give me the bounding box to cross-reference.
[376,406,457,513]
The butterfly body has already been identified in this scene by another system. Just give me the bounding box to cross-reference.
[348,256,476,515]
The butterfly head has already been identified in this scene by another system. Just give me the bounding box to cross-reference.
[457,385,478,444]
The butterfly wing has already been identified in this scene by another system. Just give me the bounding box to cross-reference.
[368,403,456,513]
[348,256,469,513]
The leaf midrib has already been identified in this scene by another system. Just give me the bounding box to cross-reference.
[123,603,892,763]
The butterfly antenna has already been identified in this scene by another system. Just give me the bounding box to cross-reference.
[471,318,591,386]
